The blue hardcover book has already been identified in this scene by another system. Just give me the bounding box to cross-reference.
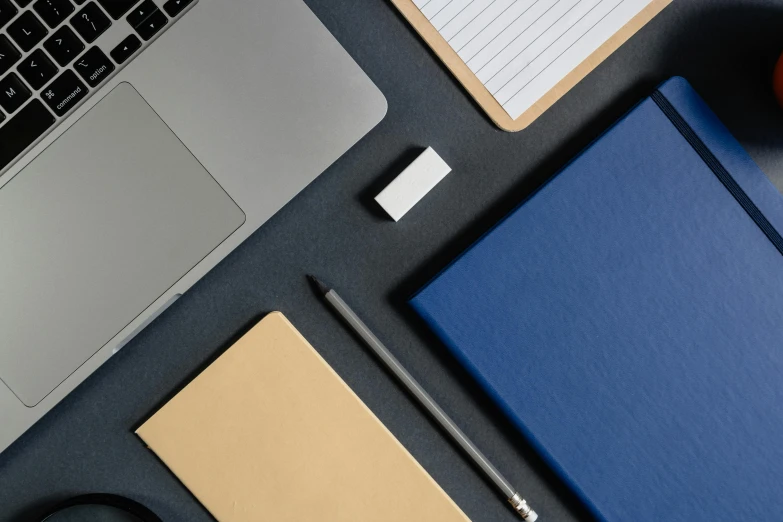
[410,77,783,522]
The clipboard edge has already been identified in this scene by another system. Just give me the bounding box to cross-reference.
[389,0,674,132]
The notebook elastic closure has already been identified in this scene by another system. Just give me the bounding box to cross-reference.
[651,90,783,256]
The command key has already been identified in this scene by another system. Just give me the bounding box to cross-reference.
[42,70,89,117]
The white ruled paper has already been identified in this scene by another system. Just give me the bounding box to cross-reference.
[413,0,655,119]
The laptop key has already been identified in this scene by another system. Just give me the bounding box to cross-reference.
[44,25,84,66]
[110,33,139,64]
[71,1,110,43]
[134,7,165,40]
[97,0,135,19]
[0,35,22,75]
[0,99,54,170]
[11,0,31,6]
[0,72,31,113]
[17,49,57,90]
[8,11,48,52]
[126,0,155,27]
[0,0,18,30]
[74,46,113,87]
[34,0,75,28]
[162,0,192,17]
[42,69,87,116]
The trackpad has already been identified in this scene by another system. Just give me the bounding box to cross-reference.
[0,83,245,407]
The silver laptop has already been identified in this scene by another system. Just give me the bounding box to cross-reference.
[0,0,386,453]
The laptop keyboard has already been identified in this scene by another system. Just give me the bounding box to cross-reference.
[0,0,195,172]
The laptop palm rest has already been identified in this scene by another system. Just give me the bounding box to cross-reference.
[0,83,245,407]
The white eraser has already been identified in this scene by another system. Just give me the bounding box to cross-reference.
[375,147,452,221]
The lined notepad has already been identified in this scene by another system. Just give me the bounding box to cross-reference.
[412,0,658,120]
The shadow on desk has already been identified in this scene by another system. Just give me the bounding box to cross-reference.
[658,2,783,188]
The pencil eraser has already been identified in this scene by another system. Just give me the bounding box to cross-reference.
[375,147,452,221]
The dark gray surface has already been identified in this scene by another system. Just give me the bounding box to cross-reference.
[3,0,783,520]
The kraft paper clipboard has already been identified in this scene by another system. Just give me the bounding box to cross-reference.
[391,0,672,132]
[137,312,470,522]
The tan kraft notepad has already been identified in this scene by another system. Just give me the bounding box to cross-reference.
[137,312,470,522]
[391,0,672,131]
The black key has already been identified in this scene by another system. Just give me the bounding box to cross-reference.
[134,7,164,40]
[70,1,110,43]
[73,0,84,3]
[44,25,83,65]
[8,11,48,52]
[0,100,54,170]
[12,0,31,7]
[0,72,31,113]
[162,0,190,17]
[126,0,154,27]
[0,35,22,75]
[0,110,5,123]
[17,49,57,89]
[109,33,139,63]
[41,69,86,116]
[97,0,136,19]
[0,0,19,30]
[34,0,75,28]
[74,46,112,87]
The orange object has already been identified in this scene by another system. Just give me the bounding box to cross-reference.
[774,52,783,108]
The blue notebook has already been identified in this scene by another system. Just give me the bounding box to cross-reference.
[410,77,783,522]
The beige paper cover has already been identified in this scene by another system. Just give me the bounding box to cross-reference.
[137,312,470,522]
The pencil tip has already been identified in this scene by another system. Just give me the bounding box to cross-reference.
[307,274,330,295]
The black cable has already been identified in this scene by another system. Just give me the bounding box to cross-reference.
[38,493,162,522]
